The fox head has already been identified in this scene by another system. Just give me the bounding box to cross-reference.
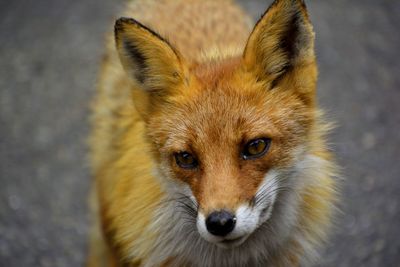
[115,0,317,248]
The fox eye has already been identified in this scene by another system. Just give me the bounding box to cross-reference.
[242,138,271,160]
[175,152,198,169]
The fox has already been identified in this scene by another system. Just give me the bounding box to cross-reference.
[88,0,338,266]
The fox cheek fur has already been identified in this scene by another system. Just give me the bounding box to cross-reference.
[89,0,338,266]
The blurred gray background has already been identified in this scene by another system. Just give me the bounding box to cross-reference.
[1,0,399,266]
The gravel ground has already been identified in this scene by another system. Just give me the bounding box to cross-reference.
[1,0,399,266]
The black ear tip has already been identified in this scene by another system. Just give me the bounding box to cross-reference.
[115,17,126,35]
[277,0,307,9]
[115,17,135,32]
[114,17,142,32]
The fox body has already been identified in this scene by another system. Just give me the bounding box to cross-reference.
[89,0,338,266]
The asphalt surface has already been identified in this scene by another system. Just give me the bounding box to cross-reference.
[1,0,399,266]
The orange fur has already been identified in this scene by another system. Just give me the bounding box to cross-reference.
[89,0,338,266]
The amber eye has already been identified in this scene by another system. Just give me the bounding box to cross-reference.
[174,152,198,169]
[242,138,271,160]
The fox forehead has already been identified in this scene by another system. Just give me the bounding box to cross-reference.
[150,59,311,153]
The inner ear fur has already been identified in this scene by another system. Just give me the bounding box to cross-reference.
[243,0,317,98]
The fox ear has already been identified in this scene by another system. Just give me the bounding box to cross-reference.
[243,0,316,91]
[115,17,187,102]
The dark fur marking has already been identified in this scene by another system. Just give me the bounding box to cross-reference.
[123,39,147,84]
[271,8,304,88]
[278,10,301,62]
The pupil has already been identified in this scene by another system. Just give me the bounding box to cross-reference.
[182,153,192,163]
[253,141,262,151]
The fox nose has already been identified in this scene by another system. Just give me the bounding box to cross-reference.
[205,210,236,236]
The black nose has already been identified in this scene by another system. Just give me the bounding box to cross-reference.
[205,210,236,236]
